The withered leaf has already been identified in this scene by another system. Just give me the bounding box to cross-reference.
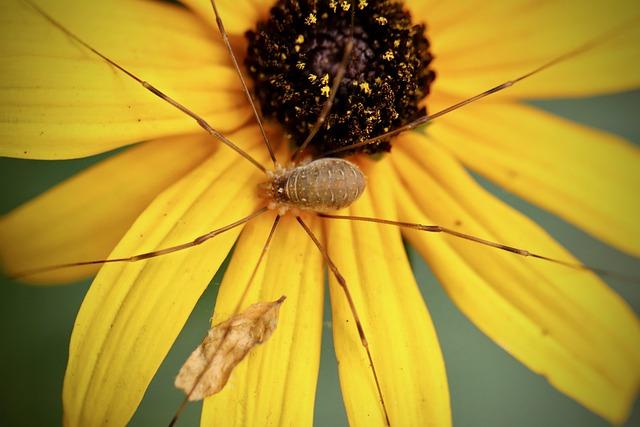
[175,296,286,401]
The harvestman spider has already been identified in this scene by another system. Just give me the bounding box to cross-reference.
[13,1,640,425]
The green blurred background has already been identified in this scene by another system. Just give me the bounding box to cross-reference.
[1,92,639,426]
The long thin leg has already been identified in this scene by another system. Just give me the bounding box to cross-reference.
[24,0,267,174]
[231,215,281,314]
[12,207,269,279]
[319,213,640,284]
[169,215,281,427]
[319,15,640,157]
[291,0,356,162]
[209,0,278,167]
[296,216,391,426]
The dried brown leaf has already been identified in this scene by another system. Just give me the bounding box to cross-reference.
[174,296,286,401]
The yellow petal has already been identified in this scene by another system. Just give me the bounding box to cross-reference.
[1,0,250,159]
[391,136,640,424]
[182,0,271,34]
[412,0,640,98]
[0,134,216,284]
[425,101,640,256]
[62,126,267,427]
[326,158,451,426]
[201,213,324,426]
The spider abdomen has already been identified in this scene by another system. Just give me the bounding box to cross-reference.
[260,158,366,213]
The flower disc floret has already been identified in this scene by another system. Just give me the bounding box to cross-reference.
[245,0,436,156]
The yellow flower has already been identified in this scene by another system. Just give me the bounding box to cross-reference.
[1,0,639,426]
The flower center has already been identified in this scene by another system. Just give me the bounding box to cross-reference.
[245,0,435,157]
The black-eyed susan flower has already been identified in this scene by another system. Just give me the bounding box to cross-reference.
[1,0,639,426]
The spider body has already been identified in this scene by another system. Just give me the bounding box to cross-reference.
[259,158,366,215]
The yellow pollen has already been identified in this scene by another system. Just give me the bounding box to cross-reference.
[308,73,317,82]
[358,0,368,9]
[359,82,371,94]
[296,61,305,70]
[321,73,330,85]
[295,45,301,52]
[305,13,317,25]
[321,85,331,97]
[394,39,401,47]
[382,50,394,61]
[375,16,388,25]
[295,34,305,44]
[329,0,337,12]
[341,1,351,11]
